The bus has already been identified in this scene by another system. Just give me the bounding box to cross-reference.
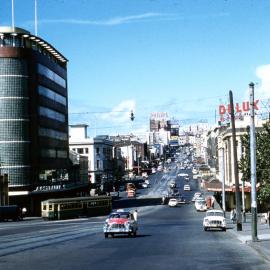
[41,196,112,220]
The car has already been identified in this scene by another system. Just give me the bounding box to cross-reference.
[184,184,191,191]
[168,198,178,207]
[103,210,138,238]
[195,200,207,211]
[192,192,202,202]
[142,183,148,188]
[203,210,226,231]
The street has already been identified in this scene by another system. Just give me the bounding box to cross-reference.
[0,167,269,270]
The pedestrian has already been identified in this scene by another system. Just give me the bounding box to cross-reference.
[230,209,236,223]
[162,196,165,205]
[133,209,138,222]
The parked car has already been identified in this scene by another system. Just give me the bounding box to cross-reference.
[103,209,138,238]
[184,184,191,191]
[203,210,226,231]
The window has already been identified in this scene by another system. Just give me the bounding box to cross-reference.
[57,150,67,158]
[39,106,65,122]
[38,85,67,105]
[96,147,100,154]
[41,149,56,158]
[85,148,89,154]
[96,160,100,169]
[39,127,67,141]
[77,148,83,154]
[38,64,66,88]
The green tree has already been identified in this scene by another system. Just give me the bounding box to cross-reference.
[239,121,270,207]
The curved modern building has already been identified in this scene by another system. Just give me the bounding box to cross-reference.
[0,26,69,209]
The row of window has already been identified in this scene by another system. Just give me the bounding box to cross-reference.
[72,148,89,154]
[38,85,66,105]
[41,149,67,158]
[39,127,67,141]
[38,64,66,88]
[39,106,65,122]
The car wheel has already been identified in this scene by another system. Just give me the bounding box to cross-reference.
[133,231,137,237]
[128,232,132,237]
[104,233,108,238]
[204,227,207,231]
[111,233,114,238]
[222,228,226,232]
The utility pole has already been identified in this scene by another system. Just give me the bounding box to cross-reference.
[249,82,258,241]
[220,147,226,213]
[229,90,242,231]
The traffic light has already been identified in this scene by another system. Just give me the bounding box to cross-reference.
[130,110,135,121]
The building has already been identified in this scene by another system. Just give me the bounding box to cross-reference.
[69,125,114,192]
[0,26,79,212]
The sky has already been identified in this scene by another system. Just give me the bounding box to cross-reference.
[1,0,270,136]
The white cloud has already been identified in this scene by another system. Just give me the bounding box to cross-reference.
[255,64,270,99]
[25,12,229,27]
[28,13,171,27]
[100,99,136,123]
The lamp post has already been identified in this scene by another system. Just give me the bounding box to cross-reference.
[249,82,258,241]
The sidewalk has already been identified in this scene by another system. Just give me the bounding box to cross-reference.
[226,212,270,262]
[202,187,270,262]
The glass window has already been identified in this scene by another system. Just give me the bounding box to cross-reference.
[39,127,67,141]
[77,148,83,154]
[38,85,66,105]
[57,150,67,158]
[85,148,89,154]
[41,149,56,158]
[39,106,65,122]
[38,64,66,88]
[96,160,100,169]
[96,147,100,154]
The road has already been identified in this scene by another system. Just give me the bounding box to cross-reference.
[0,165,269,270]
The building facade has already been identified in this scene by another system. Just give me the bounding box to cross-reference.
[69,125,114,189]
[0,26,73,212]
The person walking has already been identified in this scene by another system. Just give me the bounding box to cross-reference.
[230,209,236,223]
[133,209,138,222]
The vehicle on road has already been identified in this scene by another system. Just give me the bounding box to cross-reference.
[103,210,138,238]
[195,200,207,212]
[203,210,226,231]
[126,183,136,198]
[0,205,25,221]
[168,198,178,207]
[41,196,112,220]
[183,184,191,191]
[192,192,202,202]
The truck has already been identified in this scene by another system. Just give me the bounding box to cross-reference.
[126,183,136,198]
[0,205,24,221]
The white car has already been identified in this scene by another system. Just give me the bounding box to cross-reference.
[184,184,191,191]
[203,210,226,231]
[168,198,178,207]
[195,200,207,212]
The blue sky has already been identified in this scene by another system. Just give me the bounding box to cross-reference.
[1,0,270,136]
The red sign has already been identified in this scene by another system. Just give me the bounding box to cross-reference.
[219,100,260,115]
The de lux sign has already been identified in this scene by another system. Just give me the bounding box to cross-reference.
[219,100,260,115]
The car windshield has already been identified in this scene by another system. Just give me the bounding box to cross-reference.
[206,212,224,217]
[109,213,130,219]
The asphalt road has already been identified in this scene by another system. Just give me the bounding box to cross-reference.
[0,166,269,270]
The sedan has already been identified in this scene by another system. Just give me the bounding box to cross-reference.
[168,198,178,207]
[203,210,226,231]
[103,210,138,238]
[184,184,191,191]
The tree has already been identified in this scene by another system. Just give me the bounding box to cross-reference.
[239,121,270,207]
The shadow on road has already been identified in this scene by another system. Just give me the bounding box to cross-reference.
[113,198,162,209]
[108,234,152,239]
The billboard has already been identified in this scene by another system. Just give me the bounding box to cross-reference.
[150,112,169,120]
